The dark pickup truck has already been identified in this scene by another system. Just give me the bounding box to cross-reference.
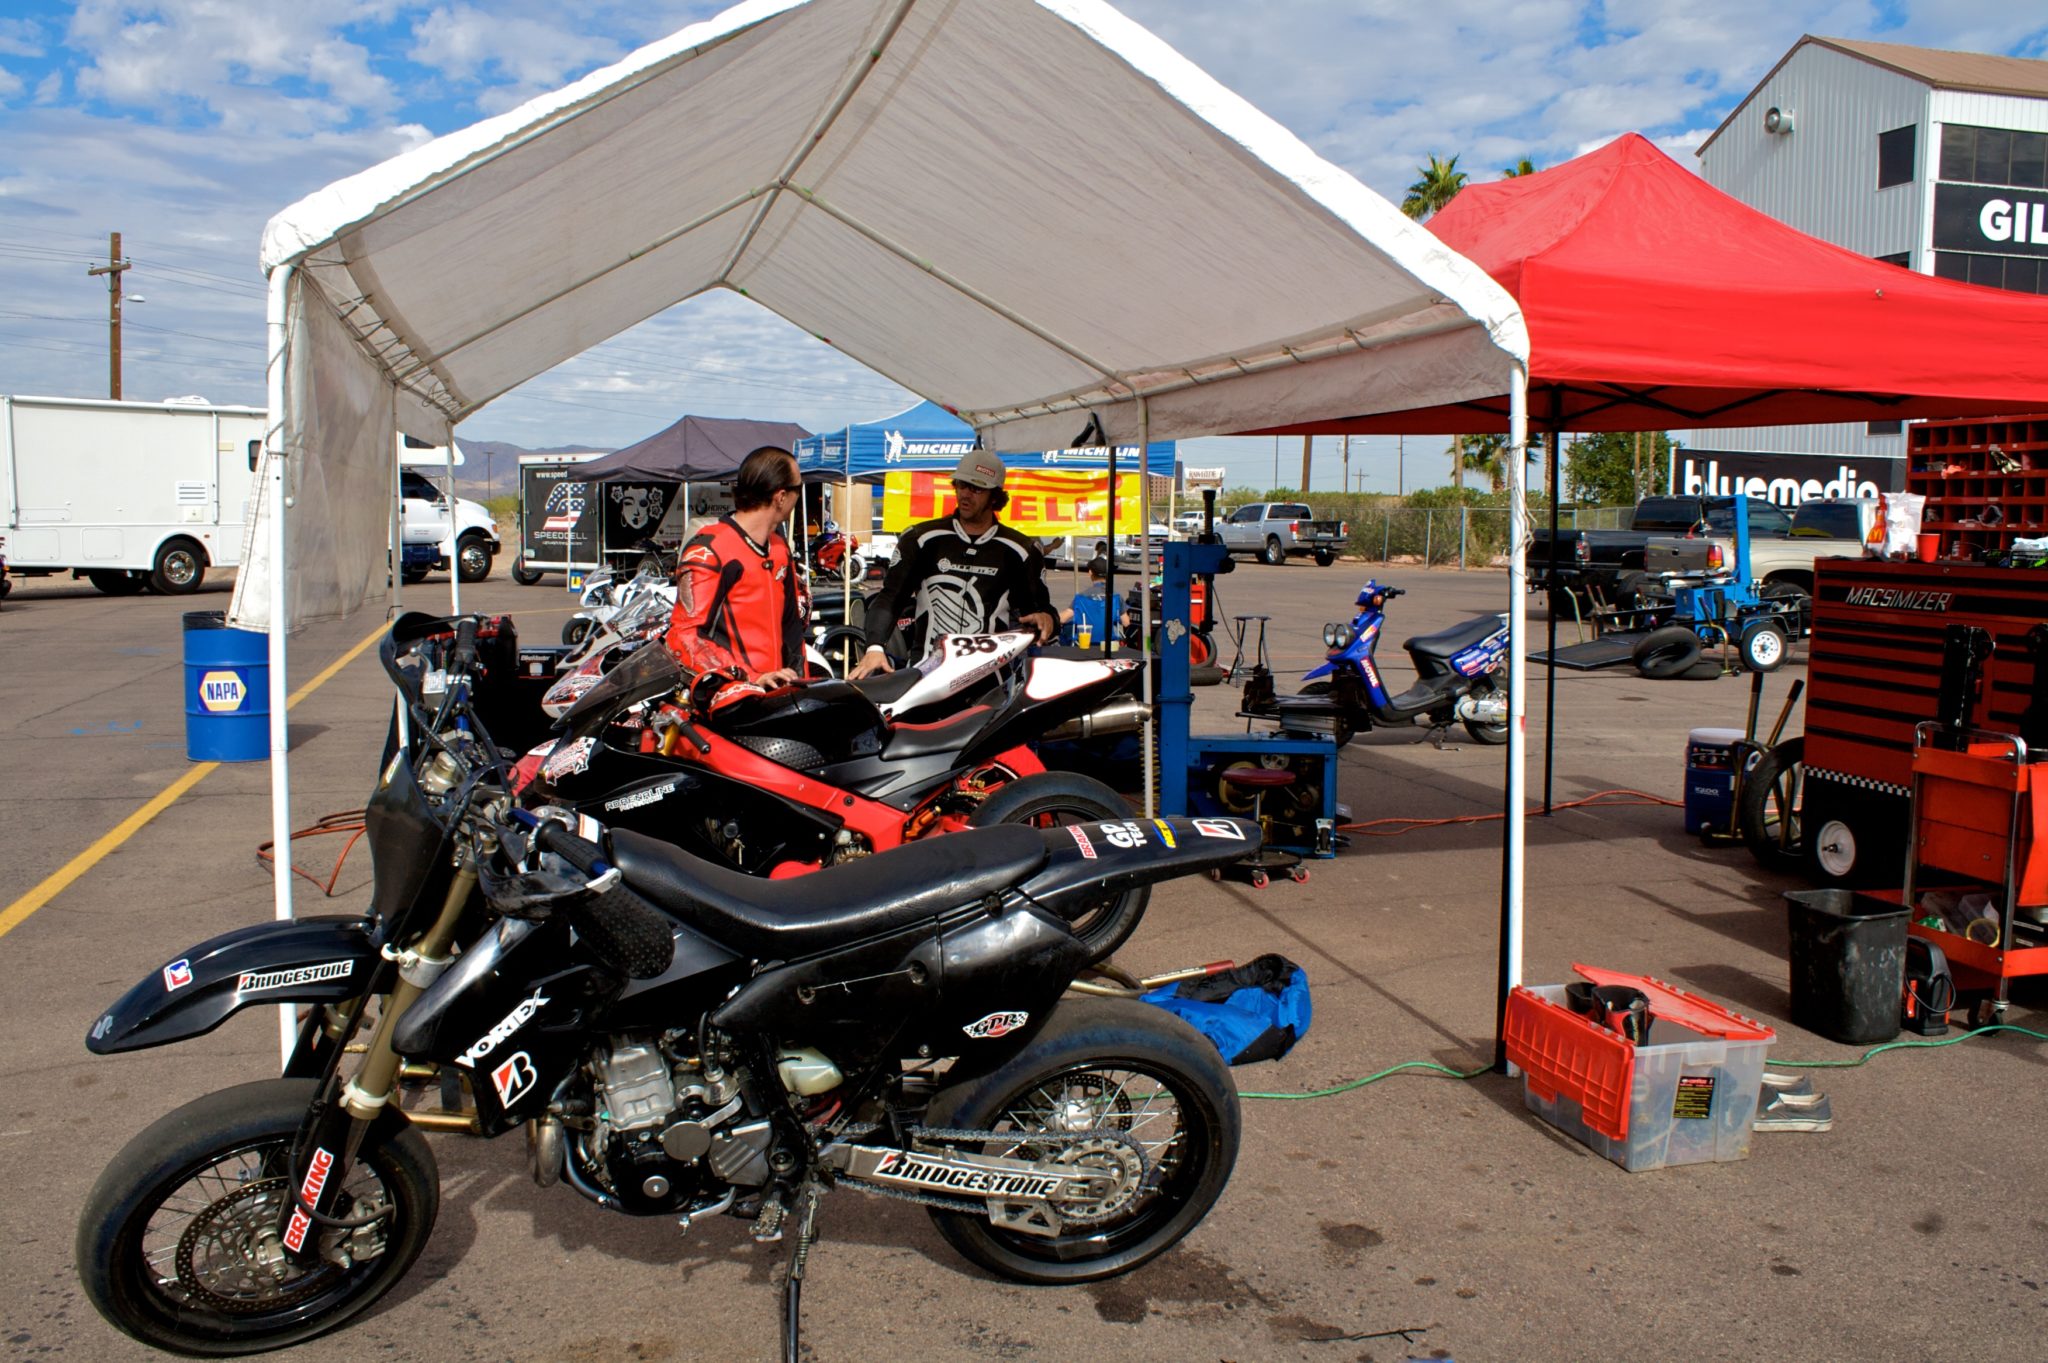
[1533,495,1793,607]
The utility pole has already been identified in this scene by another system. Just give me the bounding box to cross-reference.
[1271,436,1279,492]
[86,231,133,400]
[1299,435,1312,493]
[1397,434,1405,497]
[1341,435,1350,497]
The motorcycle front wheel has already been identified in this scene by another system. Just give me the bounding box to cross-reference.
[967,772,1148,961]
[78,1079,439,1357]
[923,996,1239,1284]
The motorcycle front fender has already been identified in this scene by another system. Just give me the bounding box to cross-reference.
[86,916,379,1055]
[1300,660,1336,682]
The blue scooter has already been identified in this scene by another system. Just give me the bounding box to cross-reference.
[1241,580,1510,747]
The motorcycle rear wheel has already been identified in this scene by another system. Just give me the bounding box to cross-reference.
[78,1079,438,1357]
[967,772,1148,962]
[923,996,1239,1285]
[1462,675,1510,746]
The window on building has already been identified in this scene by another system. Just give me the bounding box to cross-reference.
[1875,251,1911,268]
[1866,420,1904,437]
[1877,125,1916,188]
[1939,124,2048,189]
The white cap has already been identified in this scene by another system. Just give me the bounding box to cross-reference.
[951,451,1006,489]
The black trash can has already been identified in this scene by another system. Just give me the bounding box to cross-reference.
[1783,889,1908,1044]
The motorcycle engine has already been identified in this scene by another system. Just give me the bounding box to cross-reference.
[574,1035,772,1215]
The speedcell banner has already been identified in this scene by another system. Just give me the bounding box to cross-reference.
[881,470,1145,536]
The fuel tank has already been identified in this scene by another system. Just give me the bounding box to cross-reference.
[709,681,886,771]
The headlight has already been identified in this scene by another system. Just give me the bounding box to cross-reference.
[1322,623,1353,649]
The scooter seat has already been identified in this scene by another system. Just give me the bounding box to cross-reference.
[609,823,1048,960]
[1404,614,1501,662]
[881,705,992,760]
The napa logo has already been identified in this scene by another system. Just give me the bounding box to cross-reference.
[198,670,247,713]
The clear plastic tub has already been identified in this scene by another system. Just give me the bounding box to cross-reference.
[1506,970,1774,1173]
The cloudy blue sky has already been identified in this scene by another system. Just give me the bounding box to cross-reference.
[2,1,2043,490]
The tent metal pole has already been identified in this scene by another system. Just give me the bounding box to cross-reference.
[1495,363,1530,1073]
[264,263,296,1066]
[1138,398,1155,819]
[445,437,461,615]
[1543,426,1561,814]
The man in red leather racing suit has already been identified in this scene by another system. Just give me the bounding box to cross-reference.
[664,446,807,713]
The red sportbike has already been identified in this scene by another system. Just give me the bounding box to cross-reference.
[516,631,1155,961]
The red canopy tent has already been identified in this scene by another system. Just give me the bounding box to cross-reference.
[1260,132,2048,435]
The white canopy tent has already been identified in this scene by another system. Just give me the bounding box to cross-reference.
[230,0,1531,1055]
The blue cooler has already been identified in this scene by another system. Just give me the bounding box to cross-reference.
[1683,727,1745,835]
[183,611,269,762]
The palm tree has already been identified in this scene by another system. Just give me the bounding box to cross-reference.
[1401,154,1467,220]
[1502,156,1540,179]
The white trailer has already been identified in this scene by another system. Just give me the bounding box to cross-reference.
[1,395,265,595]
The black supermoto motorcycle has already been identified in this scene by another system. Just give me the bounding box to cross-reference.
[76,613,1257,1358]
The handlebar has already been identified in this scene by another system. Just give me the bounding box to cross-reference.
[450,616,481,676]
[1380,586,1406,599]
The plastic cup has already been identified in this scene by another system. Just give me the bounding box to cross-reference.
[1916,532,1939,563]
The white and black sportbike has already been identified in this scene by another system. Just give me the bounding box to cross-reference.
[76,613,1256,1358]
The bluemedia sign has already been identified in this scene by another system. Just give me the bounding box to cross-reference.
[1678,450,1903,505]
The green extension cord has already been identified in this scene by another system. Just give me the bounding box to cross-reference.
[1237,1024,2048,1100]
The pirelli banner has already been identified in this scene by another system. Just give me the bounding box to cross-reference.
[881,469,1144,536]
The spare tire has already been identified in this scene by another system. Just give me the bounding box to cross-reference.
[1633,625,1702,679]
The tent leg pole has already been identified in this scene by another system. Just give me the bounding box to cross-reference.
[264,264,297,1067]
[1496,365,1530,1073]
[1544,430,1560,814]
[446,439,460,615]
[1138,399,1154,820]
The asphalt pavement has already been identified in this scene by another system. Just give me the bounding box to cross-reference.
[1,556,2042,1363]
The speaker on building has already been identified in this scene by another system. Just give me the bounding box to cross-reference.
[1763,106,1795,136]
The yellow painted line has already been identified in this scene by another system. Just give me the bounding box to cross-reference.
[0,619,388,941]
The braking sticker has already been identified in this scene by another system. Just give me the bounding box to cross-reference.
[237,960,353,993]
[1067,825,1097,859]
[456,991,550,1069]
[282,1146,333,1253]
[873,1150,1064,1200]
[1097,819,1146,850]
[963,1010,1029,1039]
[1151,819,1178,849]
[605,782,677,813]
[1192,818,1246,841]
[162,959,194,992]
[542,736,595,782]
[492,1051,539,1107]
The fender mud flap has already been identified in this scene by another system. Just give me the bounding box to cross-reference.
[86,916,377,1054]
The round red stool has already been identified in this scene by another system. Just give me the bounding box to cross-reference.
[1213,766,1308,888]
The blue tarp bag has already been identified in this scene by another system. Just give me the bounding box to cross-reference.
[1141,954,1311,1065]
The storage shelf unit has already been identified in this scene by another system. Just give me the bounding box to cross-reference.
[1907,414,2048,559]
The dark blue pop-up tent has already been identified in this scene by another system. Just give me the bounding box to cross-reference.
[796,399,1173,481]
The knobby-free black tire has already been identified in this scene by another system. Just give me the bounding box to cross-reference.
[77,1078,439,1357]
[455,535,493,584]
[1313,549,1335,567]
[1633,625,1702,679]
[968,772,1148,962]
[510,557,545,586]
[1260,536,1285,567]
[817,625,868,679]
[1739,620,1788,673]
[399,566,431,586]
[1740,737,1805,873]
[562,616,595,647]
[1297,680,1355,747]
[88,569,148,595]
[150,538,207,595]
[922,996,1239,1285]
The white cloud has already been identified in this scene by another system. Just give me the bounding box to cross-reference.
[0,67,22,100]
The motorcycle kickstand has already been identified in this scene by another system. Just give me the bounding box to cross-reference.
[780,1181,824,1363]
[1425,722,1453,750]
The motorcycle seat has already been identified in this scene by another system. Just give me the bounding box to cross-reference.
[881,706,992,760]
[608,824,1048,959]
[1405,614,1501,662]
[849,669,921,706]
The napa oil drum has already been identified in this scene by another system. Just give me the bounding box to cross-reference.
[183,611,269,762]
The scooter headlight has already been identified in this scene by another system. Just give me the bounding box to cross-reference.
[1323,622,1353,650]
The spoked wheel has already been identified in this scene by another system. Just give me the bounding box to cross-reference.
[78,1079,438,1356]
[923,998,1239,1284]
[968,773,1148,962]
[1739,737,1806,873]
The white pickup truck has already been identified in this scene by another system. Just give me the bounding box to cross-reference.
[398,464,502,584]
[1216,501,1349,566]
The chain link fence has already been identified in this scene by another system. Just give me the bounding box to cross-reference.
[1342,505,1629,568]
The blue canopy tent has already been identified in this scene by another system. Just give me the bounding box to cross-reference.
[795,399,1174,481]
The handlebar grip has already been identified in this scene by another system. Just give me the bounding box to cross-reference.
[533,821,606,875]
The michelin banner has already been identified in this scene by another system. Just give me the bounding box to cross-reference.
[882,470,1145,536]
[1678,450,1903,506]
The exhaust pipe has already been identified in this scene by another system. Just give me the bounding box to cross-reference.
[1041,699,1149,742]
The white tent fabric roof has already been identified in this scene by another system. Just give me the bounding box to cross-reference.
[257,0,1524,458]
